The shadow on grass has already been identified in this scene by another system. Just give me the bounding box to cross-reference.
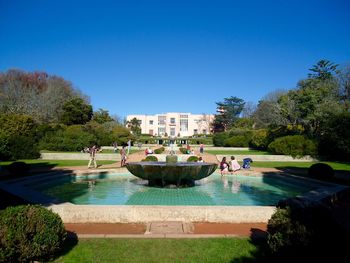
[51,231,79,262]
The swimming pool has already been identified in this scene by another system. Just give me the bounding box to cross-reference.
[31,173,319,206]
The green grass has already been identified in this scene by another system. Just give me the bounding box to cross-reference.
[252,161,350,171]
[206,150,269,155]
[53,238,259,263]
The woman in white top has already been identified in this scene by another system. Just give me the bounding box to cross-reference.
[229,156,241,173]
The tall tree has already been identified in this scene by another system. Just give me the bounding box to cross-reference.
[212,96,245,132]
[126,117,141,136]
[308,59,339,81]
[92,108,114,124]
[60,97,93,125]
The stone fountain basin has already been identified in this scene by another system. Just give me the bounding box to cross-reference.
[126,162,218,185]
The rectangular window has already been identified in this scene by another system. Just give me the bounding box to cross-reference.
[138,120,142,124]
[149,129,153,135]
[158,115,166,125]
[149,120,154,125]
[170,127,175,136]
[170,118,176,124]
[180,118,188,131]
[202,129,207,134]
[193,129,198,135]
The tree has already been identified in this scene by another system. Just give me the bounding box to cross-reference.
[126,117,141,136]
[338,64,350,109]
[0,69,83,123]
[212,96,245,132]
[92,108,114,124]
[60,97,93,125]
[308,59,339,81]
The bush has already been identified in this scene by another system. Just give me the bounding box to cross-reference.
[6,162,30,176]
[166,155,178,163]
[179,147,188,154]
[0,205,66,263]
[224,135,250,147]
[187,156,198,162]
[250,129,268,150]
[267,135,317,158]
[212,132,229,146]
[154,147,165,154]
[142,155,158,162]
[308,163,334,180]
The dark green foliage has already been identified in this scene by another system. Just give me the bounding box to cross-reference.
[0,114,40,160]
[39,125,95,151]
[92,108,114,124]
[0,205,66,263]
[142,155,158,162]
[6,162,30,176]
[318,111,350,161]
[60,97,93,125]
[179,147,188,154]
[154,147,165,154]
[267,203,347,261]
[268,135,317,158]
[187,137,212,145]
[224,135,249,147]
[187,156,198,162]
[212,132,229,146]
[308,163,334,179]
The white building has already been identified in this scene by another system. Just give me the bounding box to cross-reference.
[126,113,214,137]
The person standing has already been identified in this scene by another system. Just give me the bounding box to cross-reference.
[127,139,131,155]
[199,143,204,154]
[88,145,98,169]
[120,146,127,167]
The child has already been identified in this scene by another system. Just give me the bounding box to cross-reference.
[219,157,229,176]
[229,156,241,173]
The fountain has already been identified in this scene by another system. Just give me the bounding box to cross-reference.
[126,154,217,187]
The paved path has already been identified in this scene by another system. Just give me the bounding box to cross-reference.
[64,222,267,238]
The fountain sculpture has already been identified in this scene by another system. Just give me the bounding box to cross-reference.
[126,154,217,187]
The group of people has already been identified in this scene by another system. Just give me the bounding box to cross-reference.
[219,156,253,175]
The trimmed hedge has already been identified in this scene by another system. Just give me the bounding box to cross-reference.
[0,205,66,263]
[308,163,334,180]
[154,147,165,154]
[142,155,158,162]
[268,135,317,158]
[187,156,199,162]
[6,161,30,176]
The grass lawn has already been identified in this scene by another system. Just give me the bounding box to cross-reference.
[252,161,350,171]
[206,149,269,155]
[53,238,261,263]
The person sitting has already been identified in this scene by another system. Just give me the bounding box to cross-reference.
[229,156,241,173]
[242,158,253,169]
[145,148,153,155]
[197,156,204,163]
[219,157,229,176]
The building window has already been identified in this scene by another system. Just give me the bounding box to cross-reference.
[202,129,207,134]
[149,129,153,135]
[158,115,166,125]
[170,128,175,136]
[138,120,142,124]
[193,129,198,135]
[149,120,154,125]
[180,117,188,132]
[170,118,176,124]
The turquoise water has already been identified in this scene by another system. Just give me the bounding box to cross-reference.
[32,173,318,206]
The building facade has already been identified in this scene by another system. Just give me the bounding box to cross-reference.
[126,113,214,137]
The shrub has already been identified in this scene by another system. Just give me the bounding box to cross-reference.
[187,156,198,162]
[179,147,188,154]
[0,205,66,262]
[166,155,178,163]
[212,132,229,146]
[250,129,268,150]
[6,162,30,176]
[308,163,334,180]
[142,155,158,162]
[267,135,317,158]
[224,135,250,147]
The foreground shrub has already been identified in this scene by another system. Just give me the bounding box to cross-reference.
[224,135,249,147]
[154,147,165,154]
[250,129,268,150]
[6,162,30,176]
[212,132,229,147]
[0,205,66,263]
[142,155,158,162]
[308,163,334,180]
[268,135,317,158]
[187,156,198,162]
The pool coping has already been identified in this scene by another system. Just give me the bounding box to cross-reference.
[1,168,348,224]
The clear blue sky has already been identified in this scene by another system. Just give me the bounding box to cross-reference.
[1,0,349,119]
